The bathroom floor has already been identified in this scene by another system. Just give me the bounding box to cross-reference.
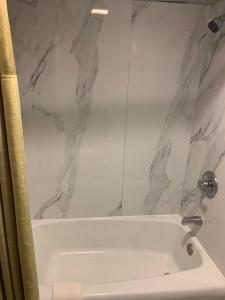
[44,249,179,285]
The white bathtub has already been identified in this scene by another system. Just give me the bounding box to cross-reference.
[32,215,225,300]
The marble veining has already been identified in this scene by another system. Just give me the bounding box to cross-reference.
[143,140,172,213]
[143,7,211,214]
[9,0,106,218]
[9,0,133,218]
[182,130,225,215]
[182,0,225,217]
[182,0,225,272]
[190,109,225,144]
[34,12,103,218]
[23,44,57,97]
[9,0,225,219]
[131,1,152,24]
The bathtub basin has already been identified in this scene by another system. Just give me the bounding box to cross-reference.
[32,215,225,300]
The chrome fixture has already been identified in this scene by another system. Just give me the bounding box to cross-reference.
[181,215,204,226]
[208,14,225,33]
[198,170,218,199]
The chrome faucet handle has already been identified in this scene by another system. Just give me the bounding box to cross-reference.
[198,170,218,199]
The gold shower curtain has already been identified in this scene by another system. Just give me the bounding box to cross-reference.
[0,0,39,299]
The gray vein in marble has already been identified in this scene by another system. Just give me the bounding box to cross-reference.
[71,13,91,54]
[145,5,225,216]
[160,30,208,141]
[214,149,225,171]
[20,1,97,130]
[34,105,65,132]
[22,6,73,101]
[182,130,225,215]
[143,140,172,214]
[190,109,225,144]
[181,186,202,216]
[190,117,212,143]
[23,44,55,96]
[144,10,210,214]
[34,12,103,218]
[182,18,225,216]
[109,202,122,216]
[184,56,225,197]
[200,32,225,85]
[131,1,152,25]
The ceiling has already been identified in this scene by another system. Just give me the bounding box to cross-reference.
[147,0,220,5]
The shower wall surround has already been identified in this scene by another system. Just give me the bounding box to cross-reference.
[182,0,225,276]
[8,0,131,218]
[8,0,210,218]
[123,2,210,215]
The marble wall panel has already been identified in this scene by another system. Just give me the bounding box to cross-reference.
[8,0,218,220]
[123,1,209,215]
[182,0,225,276]
[8,0,131,218]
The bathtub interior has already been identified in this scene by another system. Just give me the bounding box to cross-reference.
[33,217,202,287]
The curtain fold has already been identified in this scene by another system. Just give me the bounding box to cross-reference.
[0,264,7,300]
[0,0,39,299]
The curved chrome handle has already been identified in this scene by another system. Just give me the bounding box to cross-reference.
[198,171,218,199]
